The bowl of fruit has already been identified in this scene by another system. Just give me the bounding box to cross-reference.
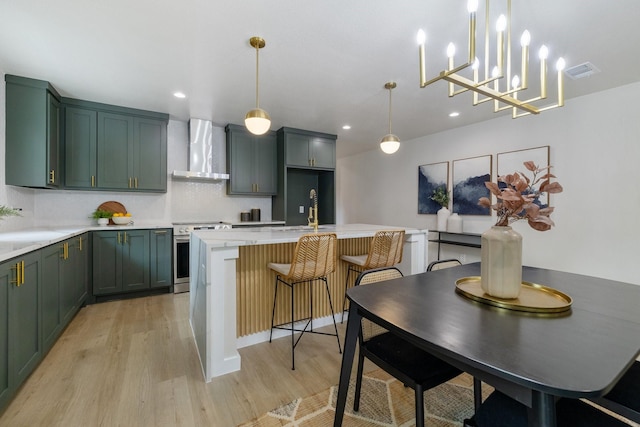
[111,212,133,225]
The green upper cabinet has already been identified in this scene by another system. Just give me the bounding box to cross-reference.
[97,112,134,189]
[134,117,167,191]
[226,124,277,195]
[5,75,61,188]
[63,98,168,192]
[280,127,336,170]
[64,107,97,189]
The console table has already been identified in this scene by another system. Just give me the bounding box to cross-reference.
[428,231,481,260]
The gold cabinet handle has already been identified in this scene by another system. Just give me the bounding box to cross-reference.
[91,176,95,187]
[78,236,83,251]
[154,230,167,234]
[124,232,127,244]
[11,262,20,285]
[49,170,55,184]
[135,177,138,188]
[128,177,132,188]
[65,242,69,259]
[20,261,25,285]
[117,232,121,244]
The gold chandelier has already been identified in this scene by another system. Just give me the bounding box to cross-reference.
[417,0,565,118]
[245,36,271,135]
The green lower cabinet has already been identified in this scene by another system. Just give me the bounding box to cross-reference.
[92,229,156,296]
[150,229,172,288]
[93,228,172,296]
[0,261,11,411]
[41,244,62,353]
[10,252,42,390]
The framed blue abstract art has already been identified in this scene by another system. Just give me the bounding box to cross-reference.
[452,155,492,215]
[418,162,449,214]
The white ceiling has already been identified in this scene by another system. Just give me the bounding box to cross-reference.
[1,0,639,158]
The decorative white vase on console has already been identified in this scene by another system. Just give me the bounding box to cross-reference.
[447,213,462,233]
[436,207,450,231]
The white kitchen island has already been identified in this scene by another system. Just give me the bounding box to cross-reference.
[189,224,427,382]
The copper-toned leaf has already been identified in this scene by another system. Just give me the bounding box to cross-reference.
[523,161,537,171]
[485,181,502,196]
[545,182,563,194]
[478,197,491,208]
[528,218,551,231]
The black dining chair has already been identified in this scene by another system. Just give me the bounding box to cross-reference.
[352,266,465,427]
[426,258,462,271]
[588,360,640,423]
[464,390,632,427]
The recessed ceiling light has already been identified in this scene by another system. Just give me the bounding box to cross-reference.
[173,92,186,99]
[342,125,351,130]
[449,112,460,117]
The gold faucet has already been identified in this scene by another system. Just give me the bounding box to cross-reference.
[308,189,318,232]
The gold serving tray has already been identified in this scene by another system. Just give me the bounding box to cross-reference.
[455,276,572,314]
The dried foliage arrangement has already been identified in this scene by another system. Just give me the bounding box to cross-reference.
[478,161,563,231]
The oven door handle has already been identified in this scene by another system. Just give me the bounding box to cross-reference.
[174,236,190,242]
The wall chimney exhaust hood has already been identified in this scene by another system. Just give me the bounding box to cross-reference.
[172,119,230,180]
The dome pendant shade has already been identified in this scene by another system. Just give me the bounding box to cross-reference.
[380,133,400,154]
[245,36,271,135]
[380,81,400,154]
[245,108,271,135]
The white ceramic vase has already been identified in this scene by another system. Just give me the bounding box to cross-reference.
[480,225,522,299]
[436,207,450,231]
[98,218,109,226]
[447,213,463,233]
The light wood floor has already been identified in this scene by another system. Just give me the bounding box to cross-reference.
[0,292,370,426]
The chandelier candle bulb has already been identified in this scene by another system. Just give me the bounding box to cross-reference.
[468,0,477,62]
[539,45,548,99]
[496,15,506,74]
[520,31,530,88]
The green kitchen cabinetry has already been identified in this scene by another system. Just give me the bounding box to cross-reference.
[280,127,336,169]
[64,106,97,189]
[63,99,168,192]
[41,233,89,353]
[150,229,172,288]
[273,127,336,225]
[92,230,150,295]
[225,124,277,195]
[0,259,11,411]
[92,228,171,297]
[6,251,42,393]
[5,75,61,189]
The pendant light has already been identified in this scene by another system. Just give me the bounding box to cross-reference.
[380,82,400,154]
[245,36,271,135]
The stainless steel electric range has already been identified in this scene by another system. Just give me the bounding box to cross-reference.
[172,221,232,293]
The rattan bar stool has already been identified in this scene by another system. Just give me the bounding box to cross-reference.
[340,229,405,323]
[268,232,342,370]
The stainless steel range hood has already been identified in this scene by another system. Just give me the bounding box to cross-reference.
[172,119,230,180]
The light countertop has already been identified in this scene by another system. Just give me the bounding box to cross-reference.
[0,222,172,262]
[192,224,423,247]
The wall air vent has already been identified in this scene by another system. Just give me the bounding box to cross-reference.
[564,62,601,80]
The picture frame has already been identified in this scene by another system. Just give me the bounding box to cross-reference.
[418,162,449,214]
[452,155,492,215]
[497,145,550,207]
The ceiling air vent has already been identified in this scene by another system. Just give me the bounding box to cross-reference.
[564,62,600,80]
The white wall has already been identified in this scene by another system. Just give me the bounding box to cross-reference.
[0,66,272,230]
[337,82,640,285]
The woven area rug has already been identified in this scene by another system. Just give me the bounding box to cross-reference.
[238,370,488,427]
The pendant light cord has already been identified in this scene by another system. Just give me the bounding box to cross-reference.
[388,86,393,134]
[255,45,260,109]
